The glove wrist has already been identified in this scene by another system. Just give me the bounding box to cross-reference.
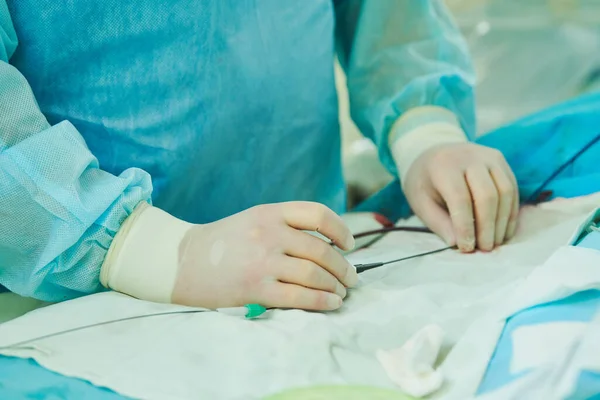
[100,202,193,303]
[389,106,468,188]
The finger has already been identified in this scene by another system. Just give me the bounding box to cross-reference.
[493,155,520,240]
[431,170,476,252]
[411,194,456,246]
[506,192,519,239]
[276,256,347,299]
[507,200,519,239]
[465,166,498,251]
[504,167,520,240]
[259,282,343,311]
[489,167,515,245]
[284,229,358,288]
[281,202,355,250]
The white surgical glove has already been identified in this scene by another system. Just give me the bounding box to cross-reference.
[100,202,358,310]
[391,107,519,252]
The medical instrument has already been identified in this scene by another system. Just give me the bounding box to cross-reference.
[0,310,207,351]
[525,130,600,204]
[354,246,455,274]
[330,225,433,248]
[0,304,267,351]
[217,304,267,319]
[353,225,432,240]
[342,225,452,273]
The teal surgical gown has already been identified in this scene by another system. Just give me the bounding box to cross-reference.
[0,0,474,301]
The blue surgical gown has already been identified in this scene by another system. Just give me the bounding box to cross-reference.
[0,0,474,301]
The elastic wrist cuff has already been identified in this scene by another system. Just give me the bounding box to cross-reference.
[389,107,467,186]
[100,203,193,303]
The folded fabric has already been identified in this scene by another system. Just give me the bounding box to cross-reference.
[376,325,445,398]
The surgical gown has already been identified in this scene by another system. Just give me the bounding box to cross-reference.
[0,0,474,301]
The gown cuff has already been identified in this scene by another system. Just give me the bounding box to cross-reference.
[389,106,468,188]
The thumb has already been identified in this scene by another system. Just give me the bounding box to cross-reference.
[413,196,456,246]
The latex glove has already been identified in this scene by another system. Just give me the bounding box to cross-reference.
[391,108,519,252]
[100,202,358,310]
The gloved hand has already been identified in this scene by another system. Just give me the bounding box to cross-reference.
[403,143,519,252]
[100,202,357,311]
[390,107,519,253]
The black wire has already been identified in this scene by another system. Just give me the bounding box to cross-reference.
[328,225,432,247]
[352,225,432,239]
[524,131,600,204]
[355,245,455,273]
[0,309,209,350]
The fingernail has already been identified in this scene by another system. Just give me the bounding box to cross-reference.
[482,230,494,251]
[345,234,356,251]
[335,282,347,299]
[326,294,343,310]
[344,264,359,287]
[460,237,475,252]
